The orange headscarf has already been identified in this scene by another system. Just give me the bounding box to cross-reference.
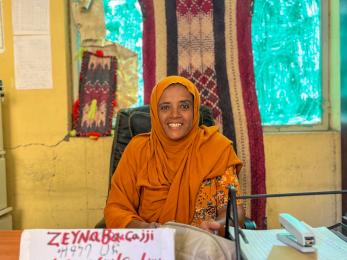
[105,76,242,227]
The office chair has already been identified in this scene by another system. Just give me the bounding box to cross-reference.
[95,104,255,229]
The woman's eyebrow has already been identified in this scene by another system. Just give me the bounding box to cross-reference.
[179,100,193,104]
[158,102,171,106]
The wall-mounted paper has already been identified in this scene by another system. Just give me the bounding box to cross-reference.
[14,35,52,89]
[12,0,50,35]
[0,0,4,52]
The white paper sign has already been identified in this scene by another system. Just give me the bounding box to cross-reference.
[13,35,52,89]
[19,228,175,260]
[12,0,50,35]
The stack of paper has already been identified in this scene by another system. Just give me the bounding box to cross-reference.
[230,227,347,260]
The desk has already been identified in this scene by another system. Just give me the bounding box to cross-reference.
[0,230,21,260]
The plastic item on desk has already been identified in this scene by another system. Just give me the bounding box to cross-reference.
[277,213,316,253]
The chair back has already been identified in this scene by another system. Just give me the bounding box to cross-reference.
[108,105,215,189]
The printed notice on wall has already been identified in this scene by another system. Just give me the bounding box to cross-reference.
[0,0,4,52]
[14,35,52,89]
[12,0,52,89]
[19,228,175,260]
[12,0,50,35]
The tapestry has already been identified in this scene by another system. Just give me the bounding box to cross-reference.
[141,0,267,229]
[82,43,139,111]
[75,51,117,136]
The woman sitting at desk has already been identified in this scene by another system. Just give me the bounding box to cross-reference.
[104,75,245,235]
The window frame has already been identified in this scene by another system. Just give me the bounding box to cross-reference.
[260,0,331,132]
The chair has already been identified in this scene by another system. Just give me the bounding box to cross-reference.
[95,104,215,228]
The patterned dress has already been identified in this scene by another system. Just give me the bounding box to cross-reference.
[191,166,241,227]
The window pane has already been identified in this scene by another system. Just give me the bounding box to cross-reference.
[251,0,321,126]
[104,0,144,105]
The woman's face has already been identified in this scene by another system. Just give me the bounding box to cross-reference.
[158,84,194,140]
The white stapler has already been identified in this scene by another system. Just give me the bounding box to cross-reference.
[277,213,316,253]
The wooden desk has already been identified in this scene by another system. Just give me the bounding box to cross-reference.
[0,230,21,260]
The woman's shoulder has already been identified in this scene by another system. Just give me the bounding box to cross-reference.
[199,125,232,145]
[120,134,150,166]
[126,133,150,151]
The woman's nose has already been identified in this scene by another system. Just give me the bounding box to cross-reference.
[170,106,181,117]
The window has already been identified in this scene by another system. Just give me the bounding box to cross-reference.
[103,0,143,105]
[251,0,325,127]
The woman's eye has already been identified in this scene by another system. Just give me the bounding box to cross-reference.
[159,105,170,111]
[180,103,191,110]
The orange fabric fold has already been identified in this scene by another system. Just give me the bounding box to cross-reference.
[104,76,242,228]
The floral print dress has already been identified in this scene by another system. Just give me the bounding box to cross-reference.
[191,166,242,227]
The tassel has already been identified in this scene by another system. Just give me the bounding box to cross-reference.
[87,132,101,140]
[72,99,80,125]
[96,50,104,57]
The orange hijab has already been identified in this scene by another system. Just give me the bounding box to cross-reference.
[135,76,242,224]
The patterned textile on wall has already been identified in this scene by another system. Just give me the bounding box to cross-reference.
[141,0,267,229]
[75,51,117,136]
[83,44,139,112]
[140,0,156,104]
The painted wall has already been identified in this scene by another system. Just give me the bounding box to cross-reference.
[0,0,341,229]
[0,0,111,229]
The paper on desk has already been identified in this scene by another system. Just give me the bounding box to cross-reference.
[230,227,347,260]
[19,228,175,260]
[268,246,317,260]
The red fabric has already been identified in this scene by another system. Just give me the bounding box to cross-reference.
[237,0,267,229]
[72,99,80,126]
[140,0,156,104]
[176,0,212,15]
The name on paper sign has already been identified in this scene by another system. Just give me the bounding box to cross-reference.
[19,228,175,260]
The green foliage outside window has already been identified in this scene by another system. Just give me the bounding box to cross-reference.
[104,0,143,105]
[251,0,322,125]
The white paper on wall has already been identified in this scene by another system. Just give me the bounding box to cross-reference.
[12,0,50,35]
[13,35,52,89]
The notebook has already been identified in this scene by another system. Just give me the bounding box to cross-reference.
[229,227,347,260]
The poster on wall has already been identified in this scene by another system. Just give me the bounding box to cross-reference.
[12,0,50,35]
[12,0,52,89]
[13,35,52,89]
[0,0,4,53]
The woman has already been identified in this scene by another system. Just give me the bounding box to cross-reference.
[104,75,244,235]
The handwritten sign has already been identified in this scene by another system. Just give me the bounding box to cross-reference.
[19,228,175,260]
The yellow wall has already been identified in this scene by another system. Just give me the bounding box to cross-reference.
[0,0,341,229]
[0,0,111,228]
[265,132,341,228]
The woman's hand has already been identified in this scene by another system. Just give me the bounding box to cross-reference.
[200,220,222,235]
[200,204,246,237]
[126,220,161,228]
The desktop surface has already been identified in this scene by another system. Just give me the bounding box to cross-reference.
[0,230,21,260]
